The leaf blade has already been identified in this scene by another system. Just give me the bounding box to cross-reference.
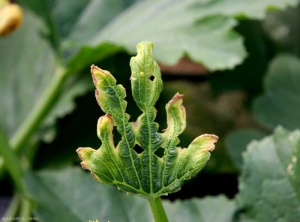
[24,167,235,222]
[253,54,300,130]
[77,42,217,198]
[237,126,300,221]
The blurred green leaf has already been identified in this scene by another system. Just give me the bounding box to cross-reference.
[0,10,56,138]
[209,20,271,103]
[89,1,246,71]
[0,10,93,144]
[66,43,123,74]
[22,0,137,72]
[263,4,300,55]
[87,0,298,71]
[191,0,299,19]
[22,0,299,73]
[253,54,300,130]
[237,126,300,221]
[225,128,267,171]
[24,167,236,222]
[24,168,152,222]
[41,74,94,142]
[57,0,138,43]
[164,195,236,222]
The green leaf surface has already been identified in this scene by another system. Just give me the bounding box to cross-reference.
[66,42,123,74]
[253,54,300,130]
[164,195,236,222]
[0,10,56,139]
[22,0,137,73]
[86,0,297,71]
[77,42,218,199]
[0,9,95,144]
[24,167,152,222]
[23,0,298,72]
[24,167,236,222]
[57,0,138,44]
[225,128,267,170]
[237,126,300,221]
[89,0,246,71]
[191,0,299,19]
[55,0,138,71]
[0,4,127,147]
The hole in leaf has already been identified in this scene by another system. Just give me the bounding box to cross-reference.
[150,75,154,81]
[133,145,144,154]
[154,148,164,158]
[112,127,121,147]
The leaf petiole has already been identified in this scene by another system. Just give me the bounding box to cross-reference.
[148,197,168,222]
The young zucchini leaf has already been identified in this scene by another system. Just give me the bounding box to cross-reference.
[77,41,218,199]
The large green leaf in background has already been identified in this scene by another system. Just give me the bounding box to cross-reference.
[0,10,93,145]
[253,54,300,130]
[225,129,267,170]
[24,167,236,222]
[164,195,236,222]
[85,0,298,71]
[237,127,300,221]
[224,54,300,172]
[23,0,298,72]
[21,0,137,72]
[87,0,245,71]
[191,0,298,19]
[0,10,56,139]
[25,127,300,222]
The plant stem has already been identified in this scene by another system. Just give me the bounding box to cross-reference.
[10,66,67,151]
[148,197,168,222]
[2,193,20,220]
[0,66,68,177]
[20,196,31,219]
[0,128,24,192]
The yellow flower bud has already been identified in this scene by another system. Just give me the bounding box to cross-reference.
[0,3,23,37]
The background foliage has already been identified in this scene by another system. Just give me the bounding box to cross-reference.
[0,0,300,221]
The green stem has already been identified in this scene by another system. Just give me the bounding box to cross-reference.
[20,196,31,219]
[148,197,168,222]
[10,66,67,151]
[2,193,20,220]
[0,66,68,177]
[0,128,24,192]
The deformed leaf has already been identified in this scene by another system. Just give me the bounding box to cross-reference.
[237,126,300,221]
[77,41,218,199]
